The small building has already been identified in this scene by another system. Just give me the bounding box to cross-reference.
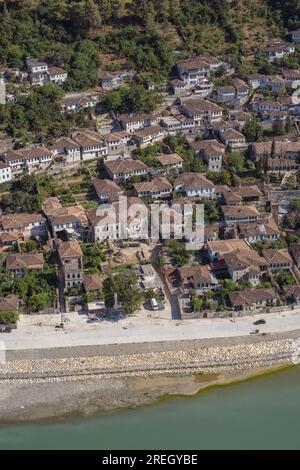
[50,136,81,164]
[133,177,172,199]
[220,128,247,152]
[266,158,299,173]
[174,172,215,198]
[93,178,122,202]
[48,205,87,240]
[265,75,286,92]
[47,66,68,85]
[72,131,108,161]
[104,158,150,182]
[156,153,183,172]
[283,69,300,87]
[160,116,182,134]
[0,161,12,184]
[229,288,277,312]
[224,249,267,286]
[61,95,98,112]
[178,265,218,295]
[140,264,161,290]
[58,240,83,290]
[131,125,165,148]
[176,58,210,87]
[0,213,46,240]
[6,252,44,276]
[189,139,225,172]
[170,79,187,95]
[238,217,281,244]
[222,205,260,223]
[102,131,131,156]
[247,74,266,89]
[0,232,23,248]
[219,185,263,205]
[100,70,132,90]
[118,113,159,132]
[262,39,295,62]
[180,98,223,125]
[207,239,251,262]
[213,86,236,103]
[262,249,293,271]
[204,223,219,243]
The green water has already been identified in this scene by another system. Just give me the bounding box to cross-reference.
[1,367,300,450]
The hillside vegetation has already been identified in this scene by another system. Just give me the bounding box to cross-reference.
[0,0,299,88]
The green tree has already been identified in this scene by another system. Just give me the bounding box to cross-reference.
[243,116,263,142]
[103,271,144,315]
[227,152,245,172]
[272,120,285,136]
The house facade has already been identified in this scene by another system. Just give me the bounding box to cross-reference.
[0,161,12,184]
[104,159,150,182]
[133,177,173,199]
[58,241,83,289]
[174,173,215,198]
[229,288,277,312]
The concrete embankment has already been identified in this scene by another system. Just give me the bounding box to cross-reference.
[0,336,298,422]
[0,337,297,382]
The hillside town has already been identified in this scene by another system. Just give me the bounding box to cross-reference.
[2,32,300,331]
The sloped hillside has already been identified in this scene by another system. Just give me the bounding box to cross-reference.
[0,0,298,88]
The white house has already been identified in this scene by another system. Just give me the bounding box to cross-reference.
[104,158,150,182]
[51,137,81,164]
[0,161,12,184]
[72,131,108,160]
[181,99,223,125]
[174,173,215,198]
[47,66,68,85]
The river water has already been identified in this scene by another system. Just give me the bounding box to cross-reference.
[1,366,300,449]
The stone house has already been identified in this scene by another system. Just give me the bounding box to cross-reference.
[229,288,277,312]
[262,249,294,271]
[6,252,44,277]
[104,158,150,183]
[58,241,83,290]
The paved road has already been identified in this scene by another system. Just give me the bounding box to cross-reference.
[3,308,300,352]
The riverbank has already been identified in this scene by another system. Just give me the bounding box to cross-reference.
[0,336,297,423]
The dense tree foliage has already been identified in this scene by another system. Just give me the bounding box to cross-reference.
[0,0,297,88]
[100,84,161,114]
[0,83,73,141]
[103,270,144,315]
[0,267,56,313]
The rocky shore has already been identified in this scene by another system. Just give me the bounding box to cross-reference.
[0,337,297,422]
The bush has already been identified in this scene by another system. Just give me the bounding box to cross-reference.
[0,310,19,325]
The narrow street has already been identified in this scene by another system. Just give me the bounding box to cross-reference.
[149,243,181,320]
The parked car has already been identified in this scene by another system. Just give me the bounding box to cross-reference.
[253,319,266,325]
[87,317,101,323]
[0,326,12,333]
